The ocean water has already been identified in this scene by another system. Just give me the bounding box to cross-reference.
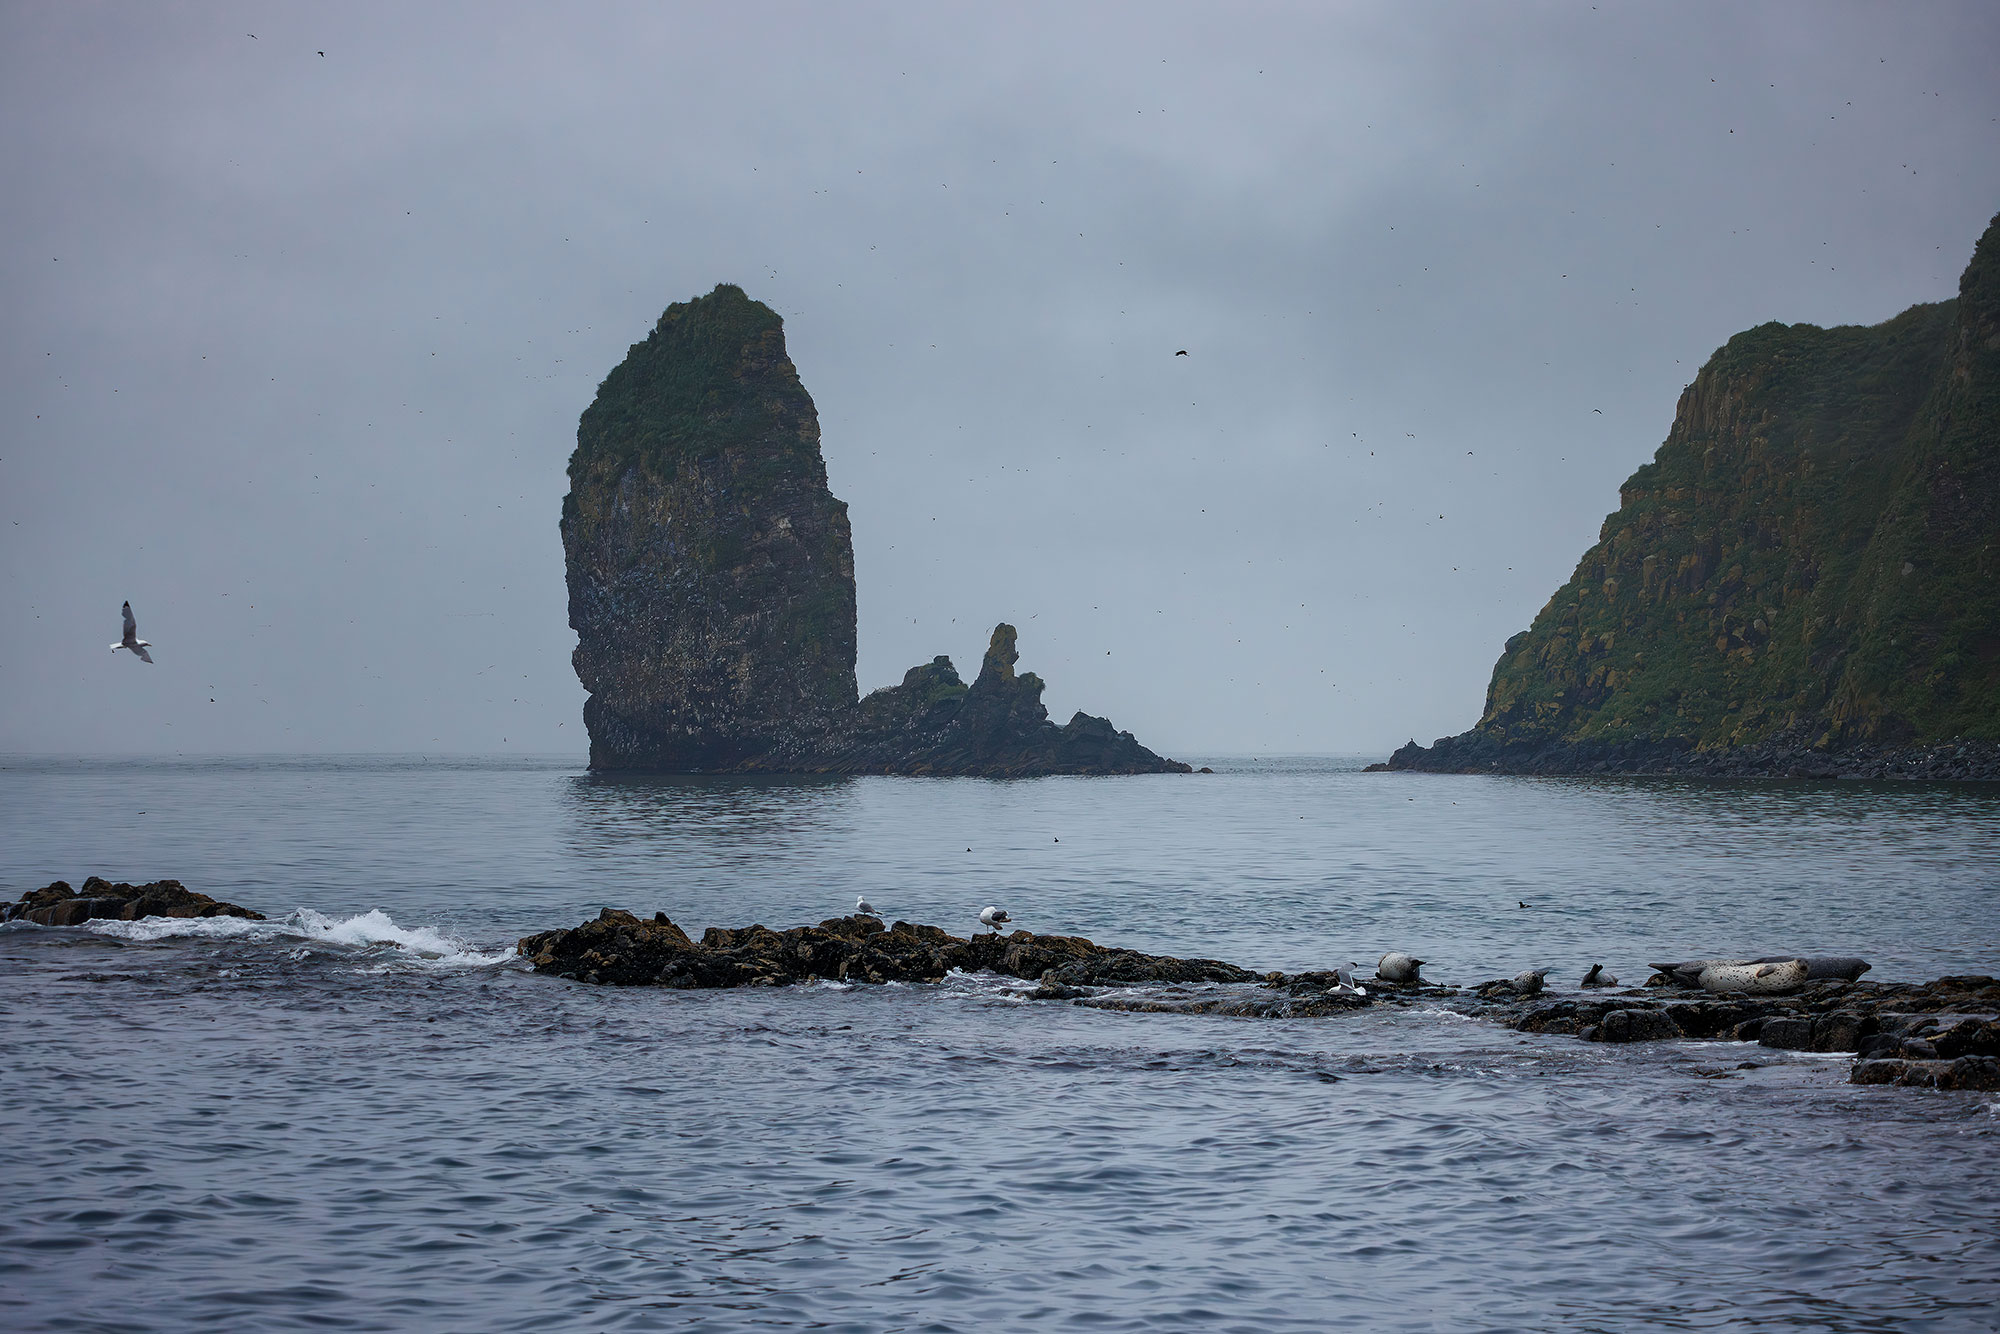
[1,755,1997,1332]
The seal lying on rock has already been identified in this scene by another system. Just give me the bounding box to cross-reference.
[1652,955,1870,987]
[1512,968,1552,995]
[1580,963,1618,988]
[1754,955,1872,982]
[1376,952,1425,984]
[1699,958,1808,995]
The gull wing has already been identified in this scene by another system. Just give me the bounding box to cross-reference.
[134,645,153,664]
[122,601,138,643]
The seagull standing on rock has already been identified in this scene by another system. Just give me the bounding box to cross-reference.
[855,896,880,919]
[979,906,1011,934]
[1332,965,1367,997]
[111,601,153,663]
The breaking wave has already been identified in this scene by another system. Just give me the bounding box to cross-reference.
[77,907,514,968]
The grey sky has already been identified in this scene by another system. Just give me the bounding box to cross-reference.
[3,1,1996,758]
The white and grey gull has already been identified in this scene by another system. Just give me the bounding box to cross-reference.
[979,906,1011,934]
[111,601,153,663]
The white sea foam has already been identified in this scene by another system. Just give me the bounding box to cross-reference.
[81,907,513,968]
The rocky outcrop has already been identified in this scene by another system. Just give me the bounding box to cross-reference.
[518,907,1997,1088]
[1381,211,2000,778]
[562,283,859,771]
[3,877,264,926]
[516,910,1255,988]
[816,625,1187,776]
[562,284,1183,775]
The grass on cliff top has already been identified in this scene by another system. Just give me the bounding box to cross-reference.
[570,283,812,482]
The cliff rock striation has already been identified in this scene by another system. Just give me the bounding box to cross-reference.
[562,285,1185,775]
[1383,211,2000,779]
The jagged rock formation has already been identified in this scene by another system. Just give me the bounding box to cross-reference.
[1383,211,2000,779]
[562,284,1184,775]
[4,877,264,926]
[517,910,1257,988]
[820,624,1185,776]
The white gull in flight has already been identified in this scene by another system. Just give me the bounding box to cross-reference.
[111,601,153,663]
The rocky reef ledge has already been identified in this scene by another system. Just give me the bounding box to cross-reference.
[1369,731,2000,781]
[518,910,1253,990]
[4,878,265,926]
[519,911,1999,1090]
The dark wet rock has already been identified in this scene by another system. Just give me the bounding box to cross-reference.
[519,911,1254,989]
[1810,1010,1879,1053]
[1031,973,1092,1001]
[1078,990,1368,1019]
[562,284,1183,776]
[1851,1057,2000,1091]
[3,877,264,926]
[1757,1017,1815,1050]
[1492,974,1999,1094]
[1660,999,1774,1039]
[1931,1017,2000,1058]
[1593,1008,1685,1043]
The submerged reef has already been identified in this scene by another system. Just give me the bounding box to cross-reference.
[561,284,1182,775]
[1381,211,2000,779]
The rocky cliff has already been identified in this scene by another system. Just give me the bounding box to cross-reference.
[1383,211,2000,779]
[562,285,1185,775]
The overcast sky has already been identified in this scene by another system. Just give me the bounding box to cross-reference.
[3,1,1996,759]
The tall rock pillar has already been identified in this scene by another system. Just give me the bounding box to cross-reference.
[561,284,858,770]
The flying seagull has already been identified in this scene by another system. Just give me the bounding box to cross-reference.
[979,906,1011,933]
[111,601,153,663]
[856,895,880,918]
[1175,349,1187,356]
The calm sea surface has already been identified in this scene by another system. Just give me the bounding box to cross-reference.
[2,756,1997,1332]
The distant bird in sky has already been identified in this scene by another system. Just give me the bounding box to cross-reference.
[111,601,153,663]
[856,895,879,918]
[979,905,1011,933]
[1592,408,1602,413]
[1175,349,1187,356]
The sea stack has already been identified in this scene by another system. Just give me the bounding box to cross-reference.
[562,284,1185,776]
[1377,211,2000,780]
[563,285,857,770]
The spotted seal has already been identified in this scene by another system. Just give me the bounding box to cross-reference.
[1698,958,1808,994]
[1511,967,1552,995]
[1376,952,1425,984]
